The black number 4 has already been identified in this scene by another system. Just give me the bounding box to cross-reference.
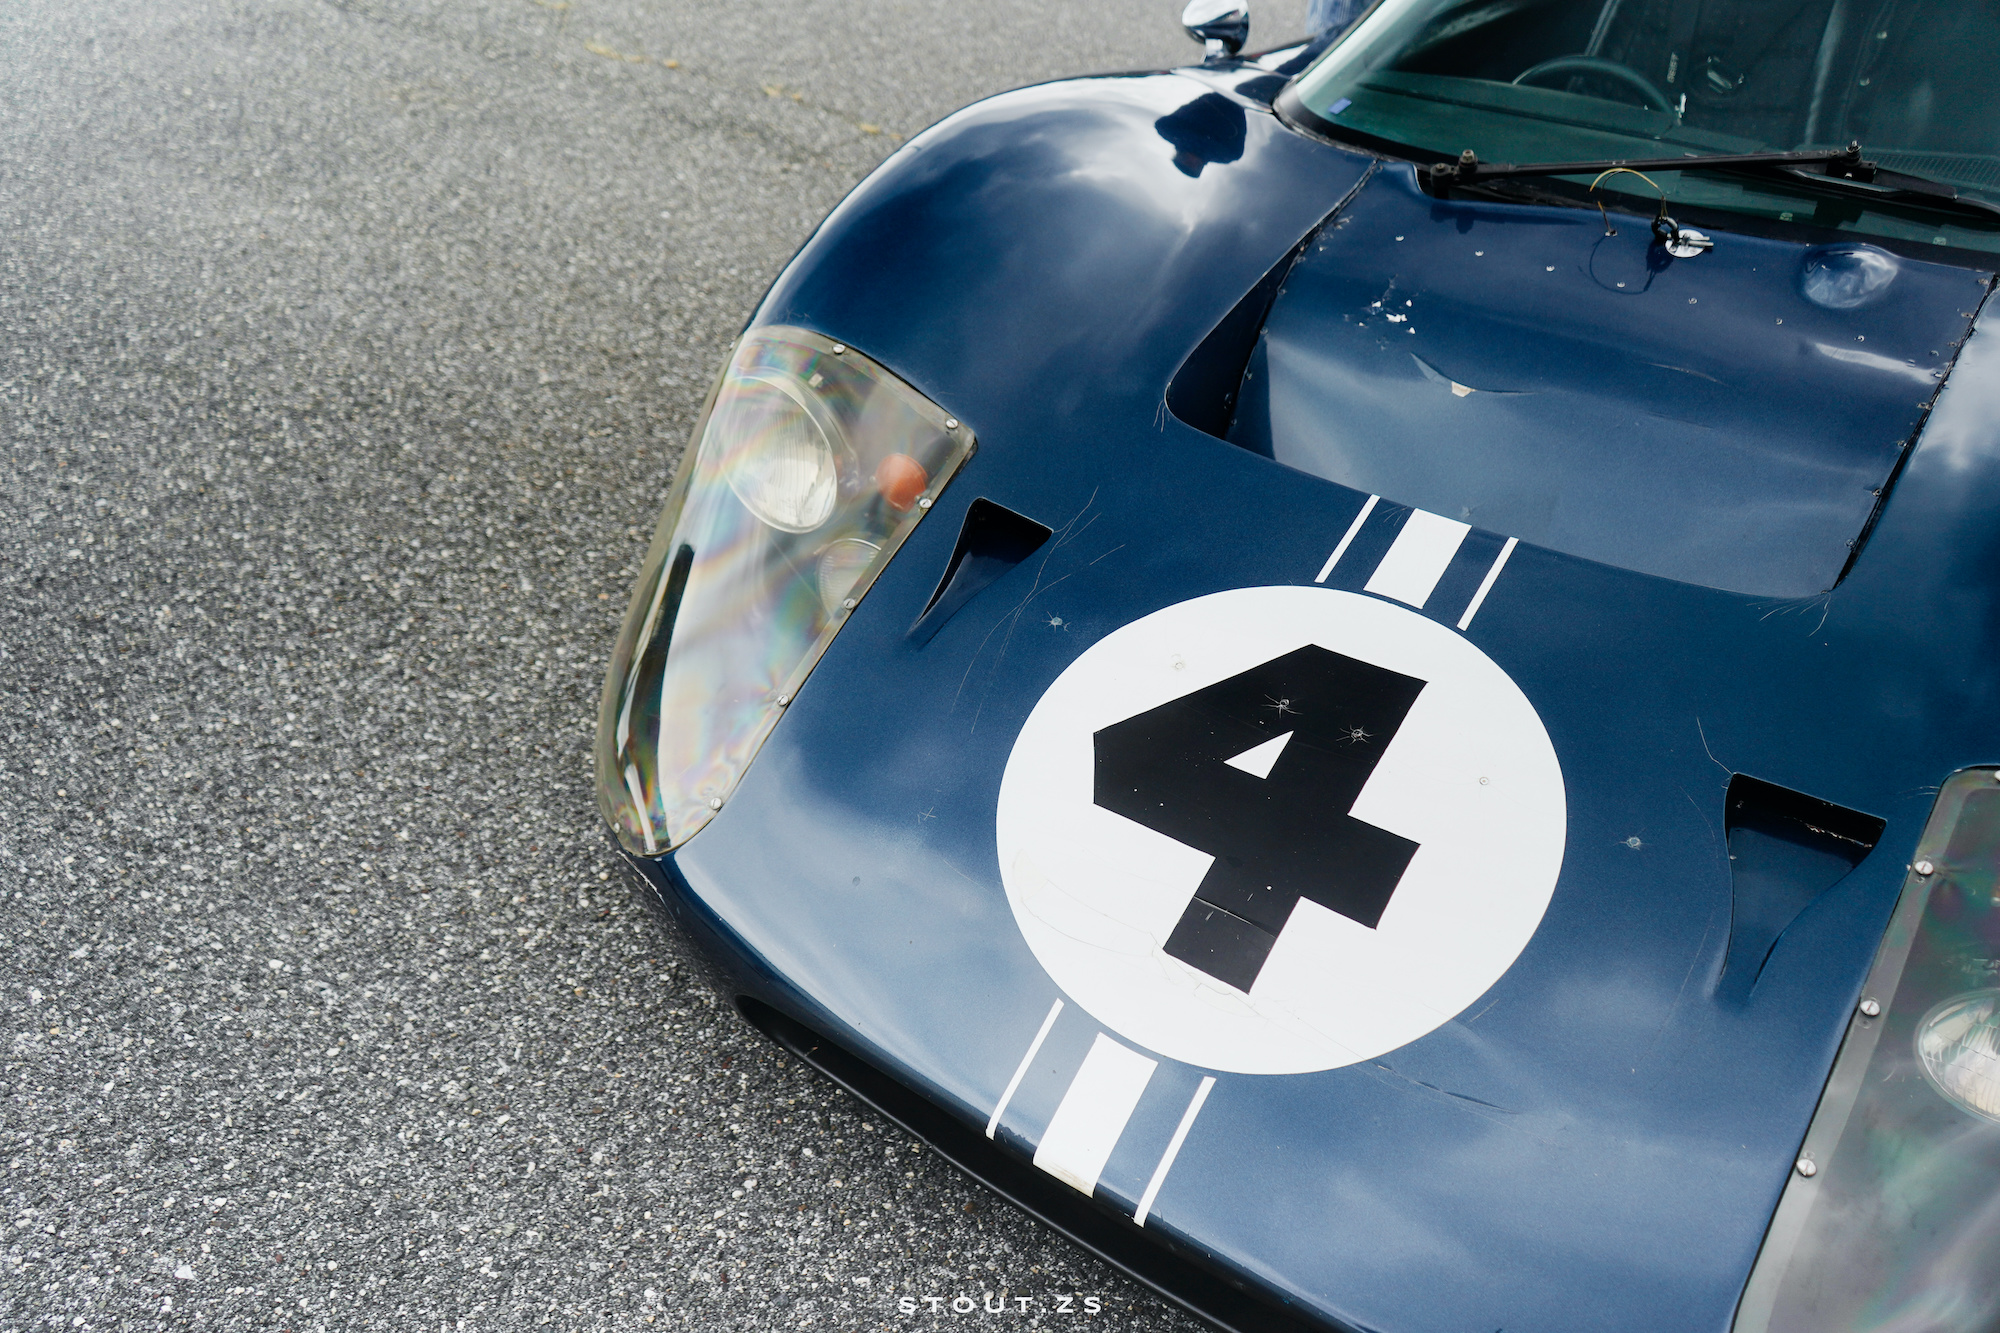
[1093,645,1427,993]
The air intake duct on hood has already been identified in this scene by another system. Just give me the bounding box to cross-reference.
[1718,775,1885,1004]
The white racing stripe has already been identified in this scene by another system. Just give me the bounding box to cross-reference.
[1314,495,1379,583]
[1133,1076,1215,1227]
[986,999,1064,1140]
[1364,509,1470,609]
[1033,1034,1158,1196]
[1457,536,1518,630]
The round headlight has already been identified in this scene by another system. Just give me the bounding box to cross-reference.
[1916,989,2000,1122]
[713,369,840,533]
[816,537,881,615]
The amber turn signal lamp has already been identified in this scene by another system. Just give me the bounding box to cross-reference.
[875,453,929,511]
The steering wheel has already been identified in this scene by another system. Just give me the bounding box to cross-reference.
[1512,55,1673,113]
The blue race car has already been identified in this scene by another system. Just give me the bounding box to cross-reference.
[596,2,2000,1329]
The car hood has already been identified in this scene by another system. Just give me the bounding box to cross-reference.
[648,70,2000,1333]
[1224,166,1981,599]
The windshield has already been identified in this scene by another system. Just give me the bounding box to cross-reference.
[1290,0,2000,249]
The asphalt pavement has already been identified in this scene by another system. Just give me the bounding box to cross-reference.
[0,1,1314,1329]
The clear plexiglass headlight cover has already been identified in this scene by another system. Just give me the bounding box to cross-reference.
[595,327,974,854]
[1735,768,2000,1333]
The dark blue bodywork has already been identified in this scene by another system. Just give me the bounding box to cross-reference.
[1231,168,1978,597]
[625,64,2000,1333]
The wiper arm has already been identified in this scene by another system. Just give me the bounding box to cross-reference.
[1420,141,2000,223]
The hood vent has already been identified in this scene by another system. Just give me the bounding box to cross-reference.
[909,498,1051,646]
[1718,774,1885,1003]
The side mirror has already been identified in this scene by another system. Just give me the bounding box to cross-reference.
[1182,0,1250,60]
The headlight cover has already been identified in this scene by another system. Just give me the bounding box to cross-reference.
[1734,768,2000,1333]
[596,327,974,854]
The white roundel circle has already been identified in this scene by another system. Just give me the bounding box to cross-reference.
[996,585,1566,1076]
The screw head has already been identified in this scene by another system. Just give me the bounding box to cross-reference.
[1795,1157,1818,1178]
[1859,998,1882,1018]
[944,418,959,430]
[830,343,846,355]
[917,496,933,509]
[774,694,791,707]
[841,597,857,610]
[1916,859,1936,876]
[707,797,723,811]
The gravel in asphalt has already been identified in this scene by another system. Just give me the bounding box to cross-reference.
[1,0,1314,1330]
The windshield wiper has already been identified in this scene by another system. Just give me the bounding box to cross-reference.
[1419,141,2000,223]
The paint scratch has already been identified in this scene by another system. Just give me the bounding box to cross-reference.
[1634,896,1725,1078]
[1695,717,1732,779]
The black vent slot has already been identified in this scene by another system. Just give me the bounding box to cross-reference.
[1718,775,1885,1002]
[1163,243,1303,451]
[909,499,1050,645]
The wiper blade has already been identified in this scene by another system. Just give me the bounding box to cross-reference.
[1420,141,2000,222]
